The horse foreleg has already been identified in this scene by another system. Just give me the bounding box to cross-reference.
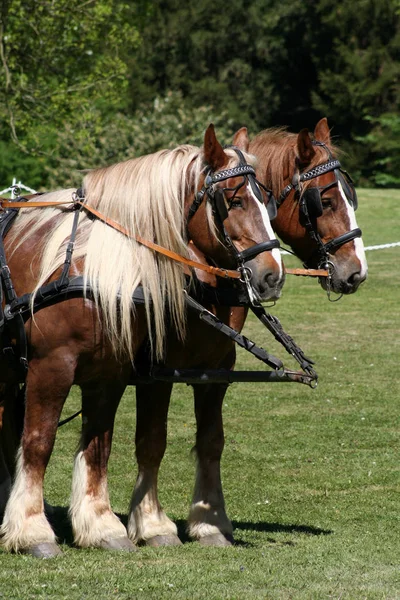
[0,384,24,515]
[188,383,233,546]
[70,378,135,551]
[0,360,72,557]
[0,388,11,515]
[128,381,181,546]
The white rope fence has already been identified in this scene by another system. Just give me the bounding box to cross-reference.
[363,242,400,251]
[0,180,398,252]
[0,178,37,198]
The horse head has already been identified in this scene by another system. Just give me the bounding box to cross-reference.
[186,125,284,303]
[251,118,368,296]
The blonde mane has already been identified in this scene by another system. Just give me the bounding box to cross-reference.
[9,145,250,361]
[250,127,339,199]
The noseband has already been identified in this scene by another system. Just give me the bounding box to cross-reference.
[278,141,361,272]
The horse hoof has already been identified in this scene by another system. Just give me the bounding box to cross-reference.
[25,542,62,559]
[145,534,182,547]
[198,533,234,547]
[100,537,137,552]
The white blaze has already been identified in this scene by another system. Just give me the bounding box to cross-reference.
[338,180,368,279]
[247,182,283,280]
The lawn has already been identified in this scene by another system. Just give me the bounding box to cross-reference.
[0,189,399,599]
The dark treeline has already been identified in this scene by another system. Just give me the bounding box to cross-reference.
[0,0,399,189]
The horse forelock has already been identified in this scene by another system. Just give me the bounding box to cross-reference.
[250,127,339,199]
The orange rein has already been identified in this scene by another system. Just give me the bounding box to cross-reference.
[0,197,328,278]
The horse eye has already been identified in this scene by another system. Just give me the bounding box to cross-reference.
[321,197,333,209]
[229,198,243,209]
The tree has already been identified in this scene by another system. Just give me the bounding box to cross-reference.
[0,0,149,186]
[128,0,400,186]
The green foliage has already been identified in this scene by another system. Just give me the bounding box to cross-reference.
[0,0,399,188]
[129,0,400,186]
[42,91,236,189]
[0,0,147,152]
[129,0,320,131]
[355,113,400,187]
[0,140,46,190]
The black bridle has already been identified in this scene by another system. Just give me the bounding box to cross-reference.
[187,147,280,304]
[278,141,361,274]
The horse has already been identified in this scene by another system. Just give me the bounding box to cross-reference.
[0,124,285,557]
[129,117,368,547]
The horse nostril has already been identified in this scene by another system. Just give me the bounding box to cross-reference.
[347,271,362,287]
[262,270,283,291]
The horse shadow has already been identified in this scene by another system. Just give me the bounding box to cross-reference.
[47,507,332,549]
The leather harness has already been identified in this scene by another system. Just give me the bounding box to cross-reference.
[2,147,355,388]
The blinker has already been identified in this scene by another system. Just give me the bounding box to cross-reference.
[266,193,277,220]
[214,189,229,222]
[248,175,277,221]
[336,170,358,210]
[303,187,323,219]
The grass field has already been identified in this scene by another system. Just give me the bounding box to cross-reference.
[0,189,399,599]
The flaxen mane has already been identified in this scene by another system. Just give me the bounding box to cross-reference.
[9,145,253,361]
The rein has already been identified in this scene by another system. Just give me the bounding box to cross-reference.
[0,196,241,281]
[0,197,326,279]
[73,199,242,280]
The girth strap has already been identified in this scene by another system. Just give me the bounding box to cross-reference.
[5,276,147,321]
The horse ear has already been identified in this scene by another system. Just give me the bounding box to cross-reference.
[232,127,249,152]
[297,128,316,166]
[314,117,331,144]
[204,124,227,170]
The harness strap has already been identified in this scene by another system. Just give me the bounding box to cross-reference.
[0,197,242,281]
[184,292,284,370]
[1,197,328,279]
[0,208,29,375]
[250,303,318,382]
[184,292,318,387]
[75,201,242,280]
[0,199,70,208]
[285,267,328,277]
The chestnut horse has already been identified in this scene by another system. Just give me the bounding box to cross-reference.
[130,118,368,547]
[0,125,284,557]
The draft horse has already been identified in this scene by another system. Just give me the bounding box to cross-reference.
[130,118,368,547]
[0,125,284,557]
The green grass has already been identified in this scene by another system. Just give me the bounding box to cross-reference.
[0,190,399,599]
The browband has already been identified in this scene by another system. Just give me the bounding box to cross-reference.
[279,159,342,204]
[204,164,256,187]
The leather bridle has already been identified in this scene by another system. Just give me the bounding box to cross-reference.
[187,147,280,303]
[278,141,362,274]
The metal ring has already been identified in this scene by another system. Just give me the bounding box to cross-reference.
[239,265,253,284]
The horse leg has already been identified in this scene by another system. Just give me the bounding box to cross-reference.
[187,383,233,546]
[128,381,181,547]
[0,384,24,515]
[0,386,12,514]
[0,359,73,558]
[70,378,135,551]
